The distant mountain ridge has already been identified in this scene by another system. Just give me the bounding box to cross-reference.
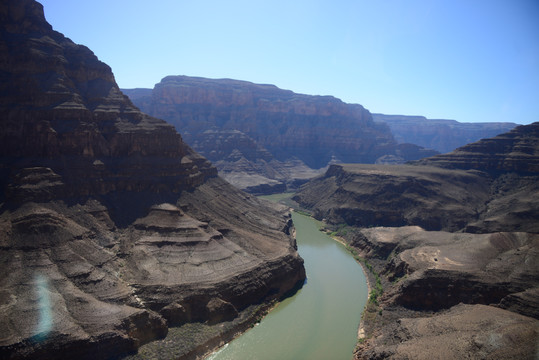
[373,113,518,153]
[123,76,438,193]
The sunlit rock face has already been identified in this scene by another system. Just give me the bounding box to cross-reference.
[372,113,518,154]
[0,1,305,358]
[412,122,539,173]
[123,77,438,194]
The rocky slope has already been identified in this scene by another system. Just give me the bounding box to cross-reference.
[0,1,305,359]
[123,77,438,193]
[373,113,518,153]
[413,122,539,173]
[294,123,539,359]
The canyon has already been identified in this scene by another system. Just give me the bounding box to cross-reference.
[373,114,518,154]
[0,1,305,359]
[294,122,539,359]
[123,77,439,194]
[124,81,520,196]
[1,0,536,359]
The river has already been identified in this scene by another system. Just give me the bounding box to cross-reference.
[207,209,368,360]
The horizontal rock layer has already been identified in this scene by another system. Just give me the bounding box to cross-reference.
[295,123,539,359]
[373,113,518,154]
[123,77,438,193]
[294,163,492,232]
[351,226,539,359]
[412,122,539,174]
[0,1,306,359]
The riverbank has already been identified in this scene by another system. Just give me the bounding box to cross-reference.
[320,229,373,341]
[286,201,374,346]
[208,211,368,359]
[123,303,271,360]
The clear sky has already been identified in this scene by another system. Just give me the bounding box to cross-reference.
[40,0,538,124]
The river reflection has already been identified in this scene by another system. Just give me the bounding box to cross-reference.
[208,212,368,360]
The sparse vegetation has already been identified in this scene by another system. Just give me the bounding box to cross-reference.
[293,209,312,217]
[343,243,383,305]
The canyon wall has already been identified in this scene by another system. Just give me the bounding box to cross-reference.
[0,1,305,359]
[124,77,438,193]
[294,123,539,359]
[373,113,518,154]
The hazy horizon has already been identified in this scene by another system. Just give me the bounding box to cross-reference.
[40,0,538,125]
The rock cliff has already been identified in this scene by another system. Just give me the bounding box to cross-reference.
[295,164,491,232]
[294,123,539,359]
[123,77,438,193]
[296,122,539,234]
[373,113,518,154]
[0,1,305,359]
[412,122,539,173]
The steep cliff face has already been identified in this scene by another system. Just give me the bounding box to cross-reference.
[0,1,305,359]
[413,122,539,173]
[127,76,393,168]
[373,113,518,154]
[123,77,437,193]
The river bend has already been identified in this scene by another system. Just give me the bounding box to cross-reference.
[208,212,368,360]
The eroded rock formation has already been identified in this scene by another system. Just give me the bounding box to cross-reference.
[295,123,539,359]
[373,113,518,154]
[0,1,305,359]
[123,77,438,193]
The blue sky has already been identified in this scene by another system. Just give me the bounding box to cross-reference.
[40,0,538,124]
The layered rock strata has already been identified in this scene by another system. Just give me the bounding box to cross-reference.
[295,123,539,234]
[0,1,305,359]
[294,123,539,359]
[295,164,491,232]
[123,77,438,193]
[373,113,518,154]
[348,226,539,359]
[413,122,539,173]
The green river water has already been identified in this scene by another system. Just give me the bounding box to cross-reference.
[207,211,368,360]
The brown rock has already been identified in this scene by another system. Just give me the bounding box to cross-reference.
[356,304,538,360]
[413,122,539,173]
[0,1,306,359]
[123,77,438,193]
[296,120,539,359]
[373,113,518,154]
[294,163,491,231]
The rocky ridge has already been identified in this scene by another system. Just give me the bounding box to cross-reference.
[294,123,539,359]
[123,77,438,194]
[373,113,518,154]
[0,1,305,359]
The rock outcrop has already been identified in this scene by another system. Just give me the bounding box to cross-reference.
[123,77,438,193]
[294,164,491,232]
[0,1,305,359]
[358,303,538,359]
[295,122,539,234]
[373,113,518,154]
[294,123,539,359]
[412,122,539,173]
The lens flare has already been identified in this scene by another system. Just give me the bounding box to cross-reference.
[34,274,53,341]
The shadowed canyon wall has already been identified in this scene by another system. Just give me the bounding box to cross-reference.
[0,1,305,358]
